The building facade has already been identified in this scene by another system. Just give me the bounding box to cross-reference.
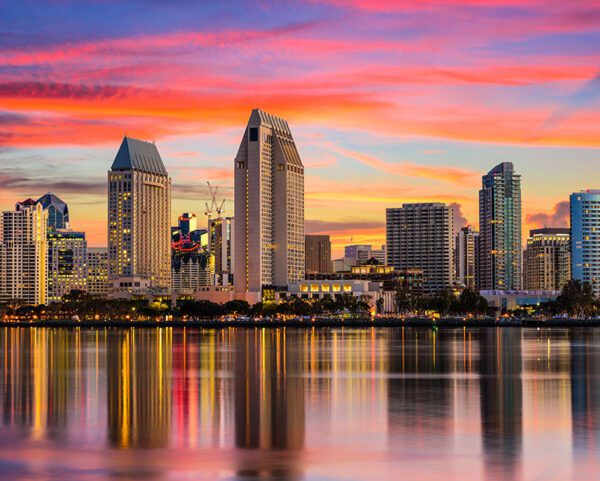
[523,228,570,291]
[305,234,332,274]
[209,216,234,285]
[455,226,479,289]
[86,247,109,296]
[478,162,522,290]
[386,203,454,295]
[571,190,600,294]
[108,137,171,297]
[47,230,87,303]
[234,109,304,297]
[37,192,69,230]
[0,199,48,305]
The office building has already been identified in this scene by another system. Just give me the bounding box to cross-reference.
[172,213,214,293]
[571,190,600,294]
[523,228,570,291]
[37,192,69,230]
[209,216,234,285]
[386,203,454,295]
[305,234,332,274]
[87,247,109,296]
[478,162,522,290]
[455,226,479,289]
[0,199,48,305]
[108,137,171,297]
[234,109,304,299]
[47,230,87,303]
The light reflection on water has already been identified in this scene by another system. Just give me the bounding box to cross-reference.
[0,327,599,480]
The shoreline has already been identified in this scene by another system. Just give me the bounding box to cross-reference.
[1,318,599,329]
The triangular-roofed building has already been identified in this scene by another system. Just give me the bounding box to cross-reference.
[234,109,305,298]
[108,137,171,297]
[37,192,70,230]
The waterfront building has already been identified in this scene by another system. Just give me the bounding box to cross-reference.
[108,137,171,297]
[0,199,48,305]
[47,230,87,303]
[305,234,332,274]
[570,190,600,294]
[480,290,560,314]
[478,162,522,290]
[209,216,234,285]
[523,228,570,291]
[37,192,69,230]
[386,203,454,295]
[171,213,214,294]
[234,109,304,300]
[455,226,479,289]
[86,247,109,296]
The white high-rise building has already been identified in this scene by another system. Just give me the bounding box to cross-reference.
[0,199,48,305]
[455,226,479,289]
[234,109,304,298]
[108,137,171,297]
[386,203,454,295]
[209,216,234,285]
[86,247,109,296]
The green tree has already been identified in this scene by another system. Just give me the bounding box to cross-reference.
[556,279,596,318]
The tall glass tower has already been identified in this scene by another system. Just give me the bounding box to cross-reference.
[37,192,69,230]
[570,190,600,295]
[478,162,522,290]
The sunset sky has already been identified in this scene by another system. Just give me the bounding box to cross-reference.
[1,0,599,257]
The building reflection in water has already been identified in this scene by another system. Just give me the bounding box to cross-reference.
[478,328,523,479]
[234,328,305,479]
[107,328,172,449]
[570,329,600,457]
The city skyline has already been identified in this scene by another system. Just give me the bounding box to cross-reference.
[1,1,599,257]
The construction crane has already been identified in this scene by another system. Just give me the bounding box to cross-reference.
[204,181,226,226]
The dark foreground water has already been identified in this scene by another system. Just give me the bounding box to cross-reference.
[1,327,599,481]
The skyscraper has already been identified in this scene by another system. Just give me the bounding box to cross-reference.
[523,228,570,291]
[37,192,69,230]
[47,230,87,303]
[386,203,454,295]
[86,247,109,296]
[455,226,479,290]
[0,199,48,305]
[478,162,522,290]
[570,190,600,294]
[108,137,171,297]
[234,109,304,298]
[209,216,234,285]
[305,234,332,274]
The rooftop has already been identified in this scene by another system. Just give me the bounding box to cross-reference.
[111,137,168,176]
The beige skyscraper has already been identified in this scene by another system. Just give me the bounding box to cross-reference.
[108,137,171,297]
[234,109,305,298]
[523,228,570,291]
[0,199,48,305]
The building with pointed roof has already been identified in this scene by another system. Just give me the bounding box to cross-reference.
[108,137,171,297]
[37,192,69,230]
[234,109,305,299]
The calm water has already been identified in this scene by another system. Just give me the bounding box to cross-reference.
[1,327,599,481]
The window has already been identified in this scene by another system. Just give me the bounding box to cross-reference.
[249,127,259,142]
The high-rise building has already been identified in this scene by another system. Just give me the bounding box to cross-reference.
[478,162,522,290]
[209,217,234,285]
[386,203,454,295]
[86,247,109,296]
[523,228,570,291]
[47,230,87,303]
[0,199,48,305]
[455,226,479,289]
[171,213,214,293]
[305,234,332,274]
[234,109,304,298]
[571,190,600,294]
[108,137,171,297]
[37,192,69,230]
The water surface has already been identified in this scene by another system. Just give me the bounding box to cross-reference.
[1,327,599,480]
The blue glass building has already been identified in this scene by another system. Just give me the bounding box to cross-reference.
[37,193,69,230]
[570,190,600,294]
